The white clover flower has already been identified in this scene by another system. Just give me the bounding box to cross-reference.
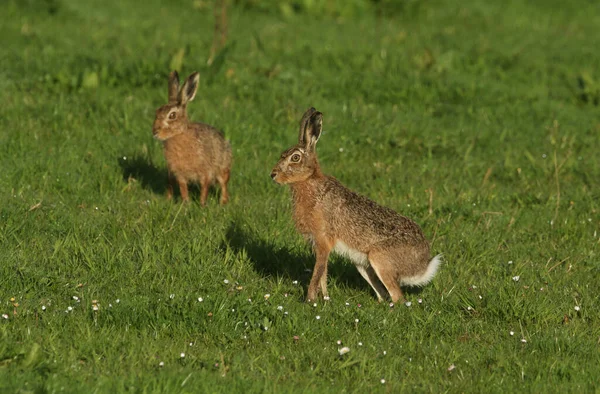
[338,347,350,355]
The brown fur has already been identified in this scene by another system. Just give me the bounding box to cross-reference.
[271,108,440,302]
[153,71,232,205]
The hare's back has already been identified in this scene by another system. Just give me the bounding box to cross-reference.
[190,123,232,165]
[322,177,426,244]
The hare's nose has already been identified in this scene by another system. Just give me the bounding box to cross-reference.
[270,171,277,180]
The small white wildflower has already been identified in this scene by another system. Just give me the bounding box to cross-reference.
[345,302,350,306]
[467,306,473,311]
[380,379,386,384]
[316,315,321,320]
[1,314,8,319]
[448,364,456,371]
[339,147,344,152]
[189,342,193,346]
[389,302,394,308]
[418,298,423,304]
[223,279,229,284]
[292,280,298,285]
[323,296,330,301]
[67,306,73,311]
[41,305,46,311]
[159,361,164,367]
[512,276,520,282]
[471,285,478,289]
[521,338,527,343]
[231,309,235,312]
[383,351,387,355]
[116,299,120,303]
[510,331,514,336]
[405,301,412,307]
[169,294,175,299]
[574,306,581,311]
[180,352,185,358]
[264,294,270,300]
[73,296,79,301]
[338,347,350,355]
[336,340,342,345]
[277,306,283,311]
[358,342,363,346]
[284,311,288,315]
[508,260,513,265]
[248,298,252,302]
[313,303,317,307]
[198,297,203,302]
[355,318,359,323]
[478,295,482,299]
[92,305,99,311]
[109,304,113,308]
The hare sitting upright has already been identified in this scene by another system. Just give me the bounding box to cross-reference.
[153,71,232,205]
[271,108,441,303]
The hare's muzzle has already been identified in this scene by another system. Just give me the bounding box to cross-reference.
[270,170,277,180]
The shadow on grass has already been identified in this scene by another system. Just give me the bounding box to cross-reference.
[118,154,167,195]
[223,220,416,300]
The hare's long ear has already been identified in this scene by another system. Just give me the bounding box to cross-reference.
[178,72,200,106]
[168,71,180,104]
[298,107,317,144]
[303,111,323,152]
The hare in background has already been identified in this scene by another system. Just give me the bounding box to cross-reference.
[153,71,232,205]
[271,108,441,302]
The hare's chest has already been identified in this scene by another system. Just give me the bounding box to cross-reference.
[292,199,326,236]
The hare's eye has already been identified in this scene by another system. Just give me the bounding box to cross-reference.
[291,153,301,162]
[168,111,177,120]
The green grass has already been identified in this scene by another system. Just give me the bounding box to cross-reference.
[1,0,599,392]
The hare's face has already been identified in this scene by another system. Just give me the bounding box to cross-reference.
[271,146,317,184]
[153,104,186,141]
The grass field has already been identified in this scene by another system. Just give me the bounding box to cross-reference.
[1,0,599,392]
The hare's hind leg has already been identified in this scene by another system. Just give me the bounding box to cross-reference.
[217,168,230,205]
[355,264,389,302]
[368,252,404,303]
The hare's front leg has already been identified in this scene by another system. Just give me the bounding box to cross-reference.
[166,173,175,200]
[307,241,331,302]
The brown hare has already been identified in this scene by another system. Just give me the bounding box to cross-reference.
[153,71,232,205]
[271,107,441,303]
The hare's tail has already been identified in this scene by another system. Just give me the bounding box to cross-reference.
[401,254,442,287]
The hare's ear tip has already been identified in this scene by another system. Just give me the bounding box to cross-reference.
[170,70,179,76]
